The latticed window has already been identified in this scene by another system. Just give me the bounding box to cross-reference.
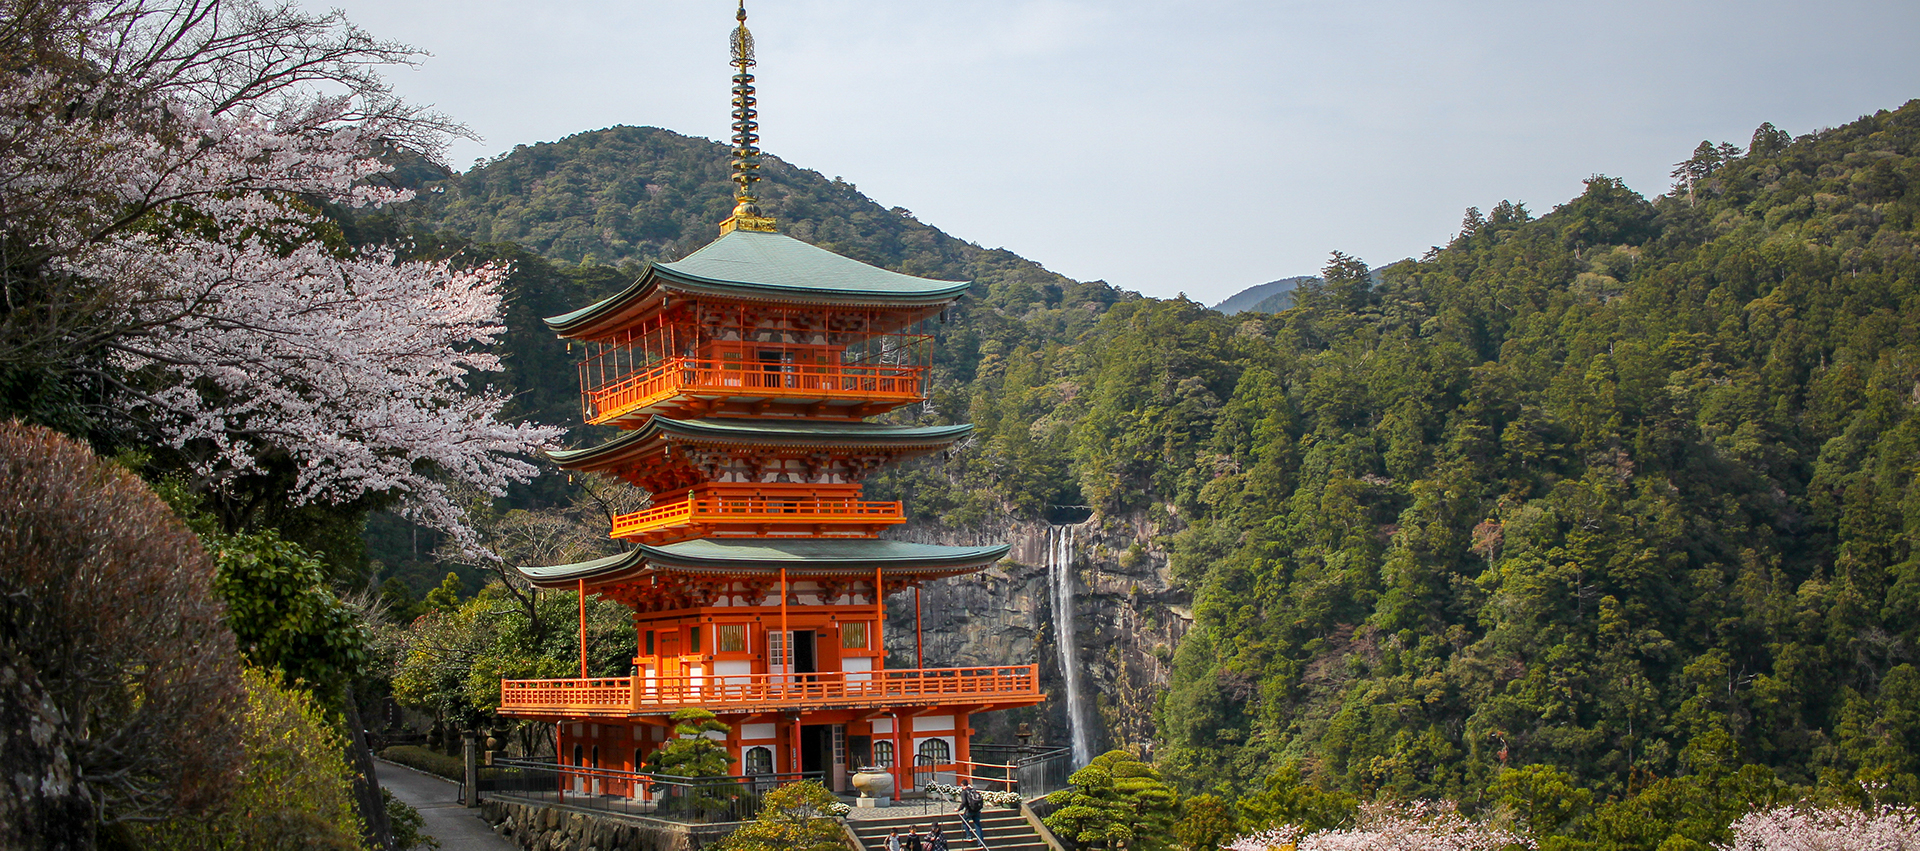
[917,738,951,764]
[744,746,774,776]
[873,740,894,768]
[841,621,869,650]
[718,623,747,653]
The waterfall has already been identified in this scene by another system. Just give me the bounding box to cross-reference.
[1048,524,1093,767]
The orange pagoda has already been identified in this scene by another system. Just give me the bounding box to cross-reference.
[497,2,1044,802]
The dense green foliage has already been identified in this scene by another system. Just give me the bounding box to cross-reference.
[644,708,737,779]
[382,788,439,851]
[712,780,847,851]
[390,582,635,727]
[118,669,367,851]
[1146,102,1920,817]
[1046,749,1183,850]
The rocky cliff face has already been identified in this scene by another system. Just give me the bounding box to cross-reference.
[881,513,1191,758]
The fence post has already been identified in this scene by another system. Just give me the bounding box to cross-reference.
[462,731,480,807]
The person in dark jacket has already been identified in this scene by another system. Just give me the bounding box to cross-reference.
[958,782,985,838]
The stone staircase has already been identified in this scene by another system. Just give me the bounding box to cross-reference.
[845,809,1053,851]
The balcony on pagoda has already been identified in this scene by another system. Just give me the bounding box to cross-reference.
[578,341,926,425]
[610,483,904,544]
[499,664,1043,718]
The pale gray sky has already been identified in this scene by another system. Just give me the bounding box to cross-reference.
[322,0,1920,303]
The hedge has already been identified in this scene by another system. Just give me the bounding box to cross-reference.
[380,745,464,781]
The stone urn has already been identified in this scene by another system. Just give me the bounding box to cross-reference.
[851,767,893,807]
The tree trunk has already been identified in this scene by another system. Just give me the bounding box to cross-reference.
[341,683,394,851]
[0,642,94,850]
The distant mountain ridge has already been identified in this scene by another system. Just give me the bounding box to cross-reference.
[1210,275,1315,314]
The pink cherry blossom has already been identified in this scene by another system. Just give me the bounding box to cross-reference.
[1720,803,1920,851]
[1228,800,1532,851]
[1,1,561,557]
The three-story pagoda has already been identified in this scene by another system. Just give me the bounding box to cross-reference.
[497,2,1043,801]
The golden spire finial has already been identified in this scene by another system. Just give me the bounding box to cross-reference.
[721,0,776,234]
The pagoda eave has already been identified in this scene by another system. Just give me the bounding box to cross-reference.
[545,418,973,475]
[515,539,1011,590]
[545,230,971,341]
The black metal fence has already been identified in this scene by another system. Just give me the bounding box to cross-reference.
[479,759,825,824]
[916,746,1075,799]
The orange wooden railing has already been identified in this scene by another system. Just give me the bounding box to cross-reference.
[499,664,1040,716]
[582,356,925,423]
[610,494,904,538]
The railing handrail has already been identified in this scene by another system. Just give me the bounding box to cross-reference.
[588,355,925,398]
[490,757,818,789]
[611,494,904,535]
[968,745,1073,767]
[502,666,1036,690]
[582,354,926,422]
[500,664,1041,713]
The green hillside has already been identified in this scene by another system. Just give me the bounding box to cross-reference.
[1028,102,1920,838]
[1213,275,1315,314]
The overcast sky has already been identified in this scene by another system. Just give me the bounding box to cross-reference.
[318,0,1920,304]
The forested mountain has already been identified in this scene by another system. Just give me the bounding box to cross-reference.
[359,100,1920,847]
[912,100,1919,846]
[1212,276,1315,315]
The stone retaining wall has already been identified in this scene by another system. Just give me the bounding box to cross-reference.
[479,799,739,851]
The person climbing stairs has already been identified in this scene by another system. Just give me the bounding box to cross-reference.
[844,809,1055,851]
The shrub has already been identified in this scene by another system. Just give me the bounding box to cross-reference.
[121,668,366,850]
[385,788,441,850]
[381,745,466,782]
[0,421,244,847]
[716,780,848,851]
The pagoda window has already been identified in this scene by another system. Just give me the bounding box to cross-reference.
[717,623,748,654]
[689,625,702,654]
[644,630,655,656]
[841,621,870,651]
[744,746,774,776]
[873,740,894,769]
[917,739,951,764]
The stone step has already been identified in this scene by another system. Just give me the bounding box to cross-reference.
[850,814,1026,833]
[847,811,1049,851]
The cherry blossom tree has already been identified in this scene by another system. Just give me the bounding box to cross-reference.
[1,0,561,554]
[1719,803,1920,851]
[1227,801,1533,851]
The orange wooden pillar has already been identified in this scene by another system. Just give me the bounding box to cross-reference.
[891,711,908,801]
[790,715,803,777]
[956,711,971,784]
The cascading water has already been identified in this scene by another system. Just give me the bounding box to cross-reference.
[1048,524,1094,767]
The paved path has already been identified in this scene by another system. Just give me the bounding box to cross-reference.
[374,759,519,851]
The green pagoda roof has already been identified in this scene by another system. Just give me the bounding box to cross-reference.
[546,418,973,473]
[546,230,970,339]
[516,538,1011,588]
